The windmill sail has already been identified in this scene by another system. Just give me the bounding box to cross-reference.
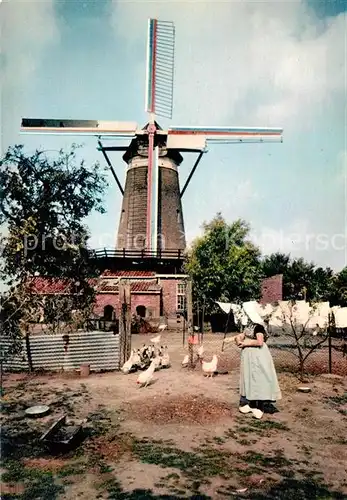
[145,19,175,119]
[21,119,138,137]
[20,17,283,260]
[167,126,283,148]
[150,146,159,252]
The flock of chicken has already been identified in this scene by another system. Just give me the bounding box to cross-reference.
[182,346,219,378]
[121,334,219,387]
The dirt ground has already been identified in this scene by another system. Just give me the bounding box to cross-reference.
[1,331,347,499]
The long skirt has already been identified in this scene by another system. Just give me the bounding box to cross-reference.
[240,344,282,402]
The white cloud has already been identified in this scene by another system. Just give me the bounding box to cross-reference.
[253,219,311,256]
[109,0,346,271]
[252,218,346,271]
[1,0,59,151]
[1,0,59,86]
[110,1,346,128]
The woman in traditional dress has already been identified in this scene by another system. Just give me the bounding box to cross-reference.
[235,304,281,419]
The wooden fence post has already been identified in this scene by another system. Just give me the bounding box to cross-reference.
[186,279,194,369]
[201,299,205,345]
[119,279,132,367]
[124,279,132,361]
[119,280,125,366]
[328,313,332,374]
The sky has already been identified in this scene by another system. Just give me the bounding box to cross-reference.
[1,0,346,274]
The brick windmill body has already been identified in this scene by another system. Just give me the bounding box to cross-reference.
[116,124,186,254]
[21,19,283,323]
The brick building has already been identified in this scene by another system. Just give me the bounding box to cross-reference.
[29,263,188,326]
[94,269,187,322]
[260,274,283,304]
[30,270,282,327]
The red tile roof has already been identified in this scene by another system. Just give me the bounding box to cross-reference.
[28,277,72,294]
[101,270,156,278]
[131,281,161,292]
[98,280,161,293]
[28,277,161,294]
[28,277,98,294]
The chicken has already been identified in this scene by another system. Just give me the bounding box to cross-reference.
[150,334,161,344]
[121,350,135,374]
[201,354,218,378]
[131,349,141,367]
[158,324,167,332]
[197,345,204,359]
[312,323,320,336]
[181,354,189,367]
[160,346,170,368]
[136,358,159,387]
[152,352,162,370]
[139,344,147,356]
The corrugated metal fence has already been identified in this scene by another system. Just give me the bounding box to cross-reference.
[1,330,121,372]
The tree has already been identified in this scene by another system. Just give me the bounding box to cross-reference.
[185,213,263,313]
[285,258,315,300]
[0,144,107,283]
[0,145,108,349]
[262,253,334,302]
[330,266,347,307]
[310,266,334,302]
[270,300,330,381]
[262,252,290,278]
[0,289,26,365]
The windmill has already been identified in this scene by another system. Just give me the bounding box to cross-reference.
[21,19,283,258]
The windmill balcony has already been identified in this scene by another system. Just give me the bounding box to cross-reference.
[87,247,186,274]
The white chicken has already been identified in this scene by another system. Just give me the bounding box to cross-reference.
[121,350,135,374]
[201,354,218,378]
[136,358,159,387]
[181,354,189,367]
[160,346,170,368]
[132,349,141,367]
[146,345,154,357]
[197,345,204,359]
[152,352,162,370]
[150,334,161,344]
[158,324,168,332]
[139,344,147,356]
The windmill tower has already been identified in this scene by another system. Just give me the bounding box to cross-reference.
[117,125,185,252]
[21,19,283,262]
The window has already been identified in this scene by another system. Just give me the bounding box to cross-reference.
[136,305,146,318]
[104,305,115,321]
[176,283,186,312]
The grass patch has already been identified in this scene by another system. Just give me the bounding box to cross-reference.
[131,436,303,493]
[325,393,347,416]
[132,440,232,480]
[249,478,346,499]
[57,464,86,477]
[235,419,289,435]
[2,460,64,500]
[241,450,294,469]
[221,418,289,446]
